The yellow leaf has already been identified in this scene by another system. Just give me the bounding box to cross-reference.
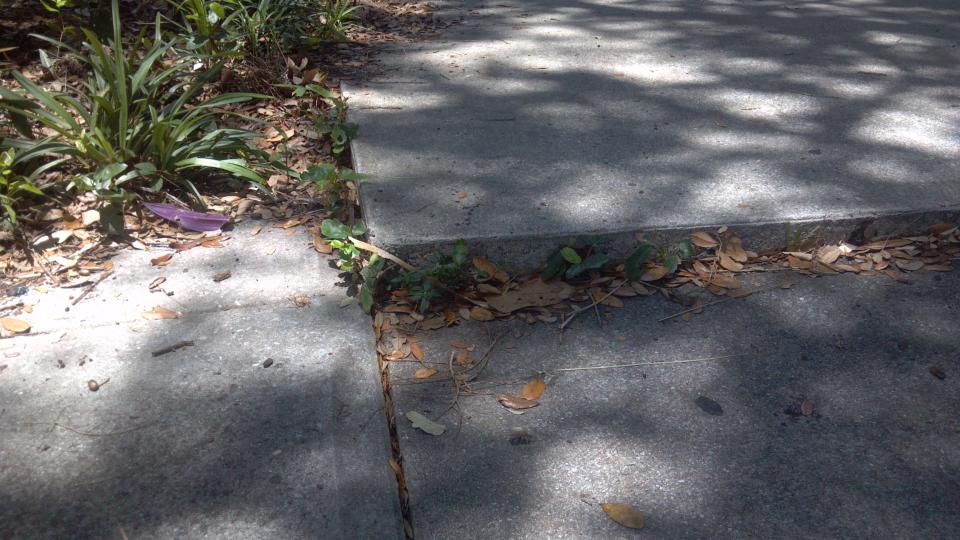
[473,257,509,283]
[142,306,181,320]
[690,231,718,248]
[600,503,646,529]
[414,367,437,378]
[1,317,31,333]
[469,306,496,321]
[521,378,546,401]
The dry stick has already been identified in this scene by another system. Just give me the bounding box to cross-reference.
[71,269,113,306]
[554,353,745,372]
[349,236,417,272]
[559,280,626,333]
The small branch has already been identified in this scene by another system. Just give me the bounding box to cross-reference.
[151,340,194,357]
[558,280,626,332]
[71,269,113,306]
[349,236,418,272]
[657,296,731,322]
[554,354,744,372]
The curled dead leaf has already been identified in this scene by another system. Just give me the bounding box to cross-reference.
[718,252,743,272]
[150,253,174,266]
[1,317,31,333]
[600,503,646,530]
[414,367,437,379]
[142,306,181,320]
[690,231,719,248]
[473,257,509,283]
[496,393,539,410]
[410,342,425,361]
[521,378,546,401]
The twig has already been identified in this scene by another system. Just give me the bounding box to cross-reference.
[559,280,626,332]
[553,354,744,372]
[26,420,156,438]
[462,331,506,383]
[349,236,418,272]
[71,269,113,306]
[151,340,194,357]
[657,296,732,322]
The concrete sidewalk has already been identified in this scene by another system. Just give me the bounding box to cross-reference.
[348,0,960,269]
[0,224,402,538]
[388,270,960,538]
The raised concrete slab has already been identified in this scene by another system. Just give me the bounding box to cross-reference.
[348,0,960,269]
[0,223,402,538]
[388,270,960,538]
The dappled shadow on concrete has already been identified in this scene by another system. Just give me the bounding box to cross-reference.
[348,0,960,258]
[388,270,960,538]
[0,234,399,538]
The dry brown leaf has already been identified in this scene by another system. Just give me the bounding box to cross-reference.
[780,281,794,289]
[721,234,749,262]
[729,289,752,298]
[414,367,437,379]
[410,342,425,361]
[591,289,624,308]
[142,306,181,320]
[895,259,924,272]
[1,317,31,333]
[690,231,719,248]
[600,503,646,530]
[631,282,652,295]
[148,276,167,290]
[455,350,474,366]
[496,393,539,410]
[486,279,574,313]
[313,236,333,254]
[420,317,448,330]
[521,378,546,401]
[718,252,743,272]
[863,238,912,250]
[640,265,668,282]
[817,245,842,264]
[784,251,814,261]
[473,257,510,283]
[681,312,693,322]
[449,339,472,349]
[710,274,741,289]
[250,226,262,236]
[787,255,814,270]
[213,271,232,282]
[273,217,306,229]
[151,253,174,267]
[801,399,814,416]
[476,283,501,295]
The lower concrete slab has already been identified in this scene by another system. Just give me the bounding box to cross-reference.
[0,224,401,539]
[347,0,960,269]
[388,270,960,538]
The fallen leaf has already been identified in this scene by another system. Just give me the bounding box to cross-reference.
[695,395,723,415]
[721,234,749,262]
[591,289,624,308]
[929,366,947,380]
[148,276,167,290]
[800,399,815,416]
[640,265,668,282]
[420,316,448,330]
[709,274,741,289]
[410,342,425,361]
[213,271,232,282]
[496,393,540,410]
[690,231,718,248]
[81,209,100,226]
[718,252,743,271]
[470,306,496,321]
[521,378,546,401]
[449,339,472,349]
[151,253,174,266]
[780,281,794,289]
[928,223,956,236]
[292,294,311,308]
[486,279,574,313]
[729,289,752,298]
[142,306,181,320]
[600,503,646,530]
[250,226,262,236]
[473,257,509,283]
[895,259,923,272]
[817,245,842,264]
[414,367,437,378]
[1,318,31,333]
[863,238,912,250]
[406,411,445,435]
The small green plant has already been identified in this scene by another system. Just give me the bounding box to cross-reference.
[0,0,273,225]
[390,241,469,312]
[320,217,367,271]
[541,237,609,280]
[317,0,359,42]
[314,95,357,155]
[0,148,60,229]
[300,163,363,208]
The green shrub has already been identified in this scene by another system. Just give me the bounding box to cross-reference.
[0,0,272,221]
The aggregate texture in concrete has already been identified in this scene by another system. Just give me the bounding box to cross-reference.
[389,270,960,539]
[347,0,960,269]
[0,223,402,539]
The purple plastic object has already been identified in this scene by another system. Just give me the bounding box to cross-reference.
[142,202,230,232]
